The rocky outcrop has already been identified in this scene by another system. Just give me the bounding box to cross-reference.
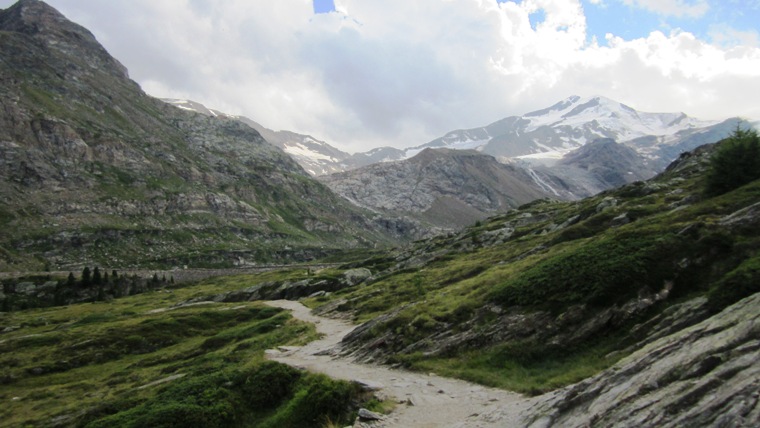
[321,148,551,233]
[177,268,373,305]
[511,292,760,428]
[530,138,660,199]
[340,281,702,365]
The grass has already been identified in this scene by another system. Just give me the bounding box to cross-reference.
[406,340,623,395]
[0,272,376,428]
[302,169,760,394]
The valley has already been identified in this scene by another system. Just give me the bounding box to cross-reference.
[1,1,759,427]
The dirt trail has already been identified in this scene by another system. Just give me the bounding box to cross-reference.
[265,300,533,427]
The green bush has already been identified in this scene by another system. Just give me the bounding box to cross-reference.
[86,372,238,428]
[706,127,760,196]
[258,373,360,428]
[707,255,760,311]
[239,360,302,409]
[492,232,683,309]
[85,362,363,428]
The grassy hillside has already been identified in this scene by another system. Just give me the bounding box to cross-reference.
[302,140,760,393]
[0,271,383,427]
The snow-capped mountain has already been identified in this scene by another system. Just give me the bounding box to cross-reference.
[164,96,750,184]
[417,95,742,166]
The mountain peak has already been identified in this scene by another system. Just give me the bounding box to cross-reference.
[0,0,129,79]
[2,0,82,38]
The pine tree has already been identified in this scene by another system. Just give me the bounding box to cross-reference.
[93,267,102,286]
[706,127,760,195]
[81,267,91,287]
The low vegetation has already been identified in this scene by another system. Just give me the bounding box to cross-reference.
[2,135,758,424]
[301,137,760,394]
[0,272,375,428]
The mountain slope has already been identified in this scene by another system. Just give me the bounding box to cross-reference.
[305,135,760,409]
[164,99,354,176]
[320,148,551,231]
[527,137,660,198]
[0,0,393,271]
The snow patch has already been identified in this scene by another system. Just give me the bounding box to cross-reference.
[284,143,337,162]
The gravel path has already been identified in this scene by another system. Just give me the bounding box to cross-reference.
[265,300,533,427]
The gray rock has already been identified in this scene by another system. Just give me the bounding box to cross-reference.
[343,268,372,286]
[519,292,760,428]
[610,212,630,226]
[15,282,37,295]
[357,408,384,421]
[595,196,618,212]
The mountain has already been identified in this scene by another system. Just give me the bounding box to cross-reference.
[163,99,354,176]
[320,148,551,232]
[336,96,747,202]
[526,137,661,199]
[420,95,743,165]
[164,99,415,176]
[163,99,360,177]
[319,137,760,425]
[0,0,395,271]
[2,134,759,427]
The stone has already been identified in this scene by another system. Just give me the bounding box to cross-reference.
[357,408,384,421]
[595,197,618,213]
[342,268,372,286]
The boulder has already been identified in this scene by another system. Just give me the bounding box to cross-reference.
[342,268,372,286]
[357,408,384,421]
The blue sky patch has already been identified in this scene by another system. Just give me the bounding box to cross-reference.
[313,0,336,14]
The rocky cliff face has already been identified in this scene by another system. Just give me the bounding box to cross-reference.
[0,0,392,270]
[527,138,661,199]
[320,148,551,232]
[514,292,760,428]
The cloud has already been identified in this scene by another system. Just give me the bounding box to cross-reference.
[3,0,759,152]
[709,24,760,47]
[620,0,710,18]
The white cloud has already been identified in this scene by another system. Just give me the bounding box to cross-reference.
[3,0,759,152]
[620,0,709,18]
[709,24,760,48]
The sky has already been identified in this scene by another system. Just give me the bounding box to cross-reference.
[3,0,760,152]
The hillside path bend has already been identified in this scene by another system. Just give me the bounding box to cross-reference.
[265,300,532,427]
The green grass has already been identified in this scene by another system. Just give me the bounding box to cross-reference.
[0,272,375,428]
[407,341,622,395]
[303,171,760,394]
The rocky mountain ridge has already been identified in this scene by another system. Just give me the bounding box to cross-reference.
[320,148,551,232]
[162,97,751,215]
[0,0,397,271]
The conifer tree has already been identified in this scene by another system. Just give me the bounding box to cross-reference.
[706,127,760,195]
[81,267,91,287]
[93,267,102,286]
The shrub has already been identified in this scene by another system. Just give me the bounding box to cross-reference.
[706,127,760,196]
[707,255,760,311]
[492,232,684,309]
